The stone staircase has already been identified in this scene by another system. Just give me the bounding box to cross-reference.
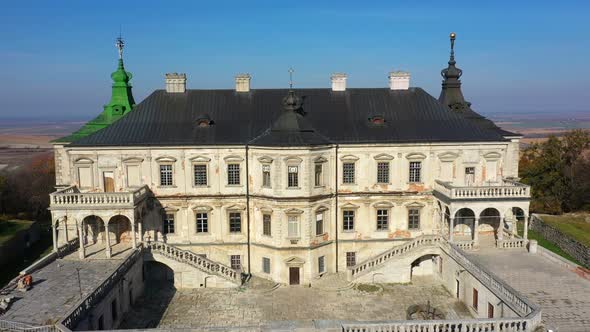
[347,235,444,281]
[145,241,241,285]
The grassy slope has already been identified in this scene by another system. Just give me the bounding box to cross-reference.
[517,220,583,266]
[540,215,590,247]
[0,219,34,244]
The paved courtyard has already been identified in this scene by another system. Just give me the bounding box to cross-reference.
[120,276,472,329]
[467,248,590,332]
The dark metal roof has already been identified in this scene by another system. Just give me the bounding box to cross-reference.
[70,87,510,147]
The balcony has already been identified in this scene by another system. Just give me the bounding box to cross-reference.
[50,185,150,210]
[434,179,530,201]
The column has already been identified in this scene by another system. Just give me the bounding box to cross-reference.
[523,215,529,240]
[131,221,137,249]
[498,217,504,241]
[64,218,69,243]
[77,223,86,259]
[449,217,455,242]
[52,223,58,253]
[138,221,143,242]
[473,218,480,246]
[105,222,112,259]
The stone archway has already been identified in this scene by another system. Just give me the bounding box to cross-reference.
[454,208,475,241]
[107,214,135,257]
[479,208,501,240]
[410,254,439,280]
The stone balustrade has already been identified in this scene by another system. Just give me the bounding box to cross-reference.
[342,317,540,332]
[146,241,241,284]
[347,235,444,280]
[434,179,530,200]
[453,240,475,250]
[60,247,144,330]
[0,319,57,332]
[50,185,149,209]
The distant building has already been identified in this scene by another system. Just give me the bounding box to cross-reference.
[49,33,531,287]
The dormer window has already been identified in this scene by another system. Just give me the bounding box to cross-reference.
[369,115,386,126]
[195,114,213,128]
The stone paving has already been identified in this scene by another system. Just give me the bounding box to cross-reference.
[467,248,590,332]
[120,276,472,329]
[1,250,129,325]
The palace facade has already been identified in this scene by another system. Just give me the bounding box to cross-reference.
[49,34,531,287]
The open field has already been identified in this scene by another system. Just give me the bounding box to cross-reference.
[0,219,34,245]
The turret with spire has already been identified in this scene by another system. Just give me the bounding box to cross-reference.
[54,36,136,143]
[438,32,471,112]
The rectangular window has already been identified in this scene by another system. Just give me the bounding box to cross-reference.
[376,209,389,230]
[377,162,390,183]
[408,209,420,230]
[193,164,207,186]
[287,166,299,188]
[409,161,421,183]
[488,302,494,318]
[111,299,118,322]
[163,213,175,234]
[262,165,271,188]
[262,257,271,274]
[315,212,324,236]
[473,288,479,310]
[342,162,355,184]
[343,210,355,231]
[196,212,208,233]
[229,212,241,233]
[160,164,173,186]
[230,255,241,270]
[465,166,476,185]
[126,164,141,187]
[97,315,104,331]
[227,164,240,185]
[262,214,271,236]
[314,163,323,186]
[288,215,299,238]
[346,252,356,267]
[78,166,92,188]
[318,256,325,274]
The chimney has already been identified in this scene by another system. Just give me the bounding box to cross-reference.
[331,73,347,91]
[388,71,410,90]
[165,73,187,93]
[235,74,251,92]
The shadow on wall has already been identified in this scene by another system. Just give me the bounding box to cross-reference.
[119,261,177,329]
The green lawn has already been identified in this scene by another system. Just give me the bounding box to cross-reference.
[0,219,35,245]
[539,214,590,247]
[517,220,584,266]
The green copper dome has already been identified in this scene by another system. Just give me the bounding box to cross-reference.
[53,38,136,144]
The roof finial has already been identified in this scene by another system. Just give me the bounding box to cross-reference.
[288,67,294,90]
[115,33,125,60]
[449,32,456,62]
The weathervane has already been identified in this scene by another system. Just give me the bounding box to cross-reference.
[115,34,125,60]
[288,67,294,89]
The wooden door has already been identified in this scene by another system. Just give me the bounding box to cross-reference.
[289,267,300,285]
[103,172,115,192]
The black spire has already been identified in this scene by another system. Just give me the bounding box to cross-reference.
[438,32,471,112]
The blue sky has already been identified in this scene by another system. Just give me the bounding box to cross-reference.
[0,1,588,120]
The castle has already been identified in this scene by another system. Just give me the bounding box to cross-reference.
[48,33,531,288]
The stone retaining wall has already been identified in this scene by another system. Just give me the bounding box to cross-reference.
[530,214,590,268]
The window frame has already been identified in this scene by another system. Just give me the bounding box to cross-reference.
[287,165,299,188]
[314,163,323,187]
[318,256,326,274]
[408,208,421,230]
[262,164,271,188]
[159,164,174,187]
[377,161,390,184]
[227,163,241,186]
[409,161,422,183]
[376,209,389,231]
[346,252,356,267]
[230,255,242,271]
[195,212,209,234]
[163,212,175,235]
[228,212,242,233]
[343,210,355,231]
[262,213,271,237]
[193,163,208,187]
[342,162,356,184]
[315,211,324,236]
[262,257,271,274]
[287,214,300,238]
